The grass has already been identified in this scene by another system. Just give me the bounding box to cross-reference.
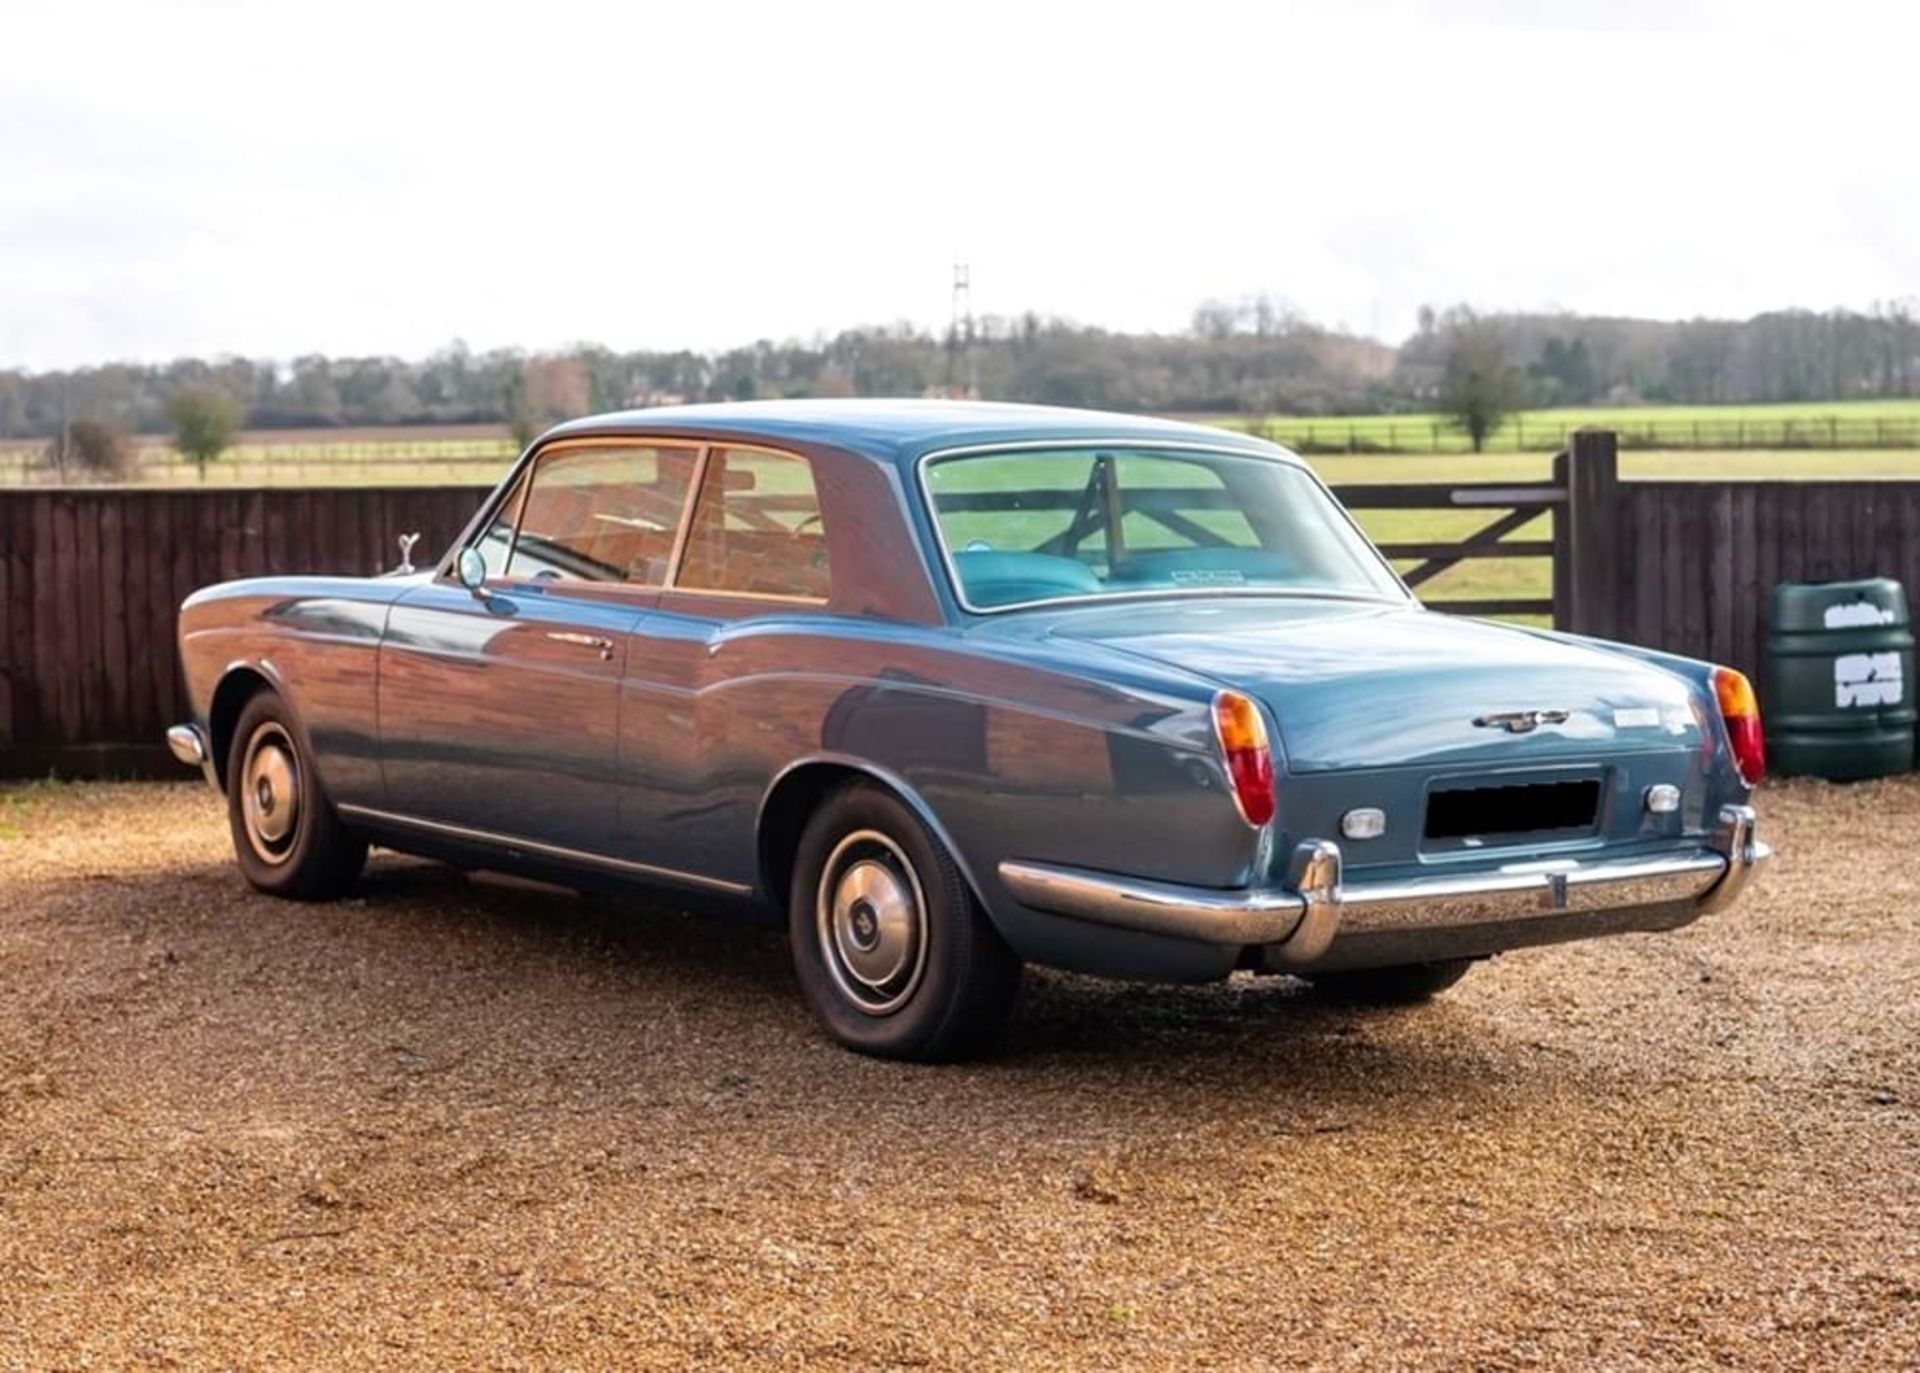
[1309,446,1920,484]
[7,400,1920,486]
[1209,397,1920,454]
[0,779,71,839]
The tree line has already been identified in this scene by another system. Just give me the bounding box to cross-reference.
[4,299,1916,464]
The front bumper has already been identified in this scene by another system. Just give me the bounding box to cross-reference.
[998,804,1769,974]
[166,723,218,788]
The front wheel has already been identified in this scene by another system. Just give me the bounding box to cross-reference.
[1306,958,1474,1005]
[226,690,367,900]
[788,784,1022,1061]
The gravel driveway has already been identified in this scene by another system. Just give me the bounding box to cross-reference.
[0,779,1913,1369]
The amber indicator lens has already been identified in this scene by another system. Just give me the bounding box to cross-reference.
[1211,690,1275,827]
[1712,666,1766,786]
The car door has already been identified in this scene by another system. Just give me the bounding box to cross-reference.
[378,439,700,854]
[617,443,835,882]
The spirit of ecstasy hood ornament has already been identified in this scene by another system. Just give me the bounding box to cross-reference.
[396,531,421,575]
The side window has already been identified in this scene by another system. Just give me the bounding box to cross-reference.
[502,443,699,585]
[674,448,830,600]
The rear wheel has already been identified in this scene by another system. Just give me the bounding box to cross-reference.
[788,784,1021,1061]
[1306,958,1474,1005]
[226,690,367,900]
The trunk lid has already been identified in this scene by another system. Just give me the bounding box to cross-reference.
[1041,599,1702,772]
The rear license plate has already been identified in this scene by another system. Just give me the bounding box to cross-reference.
[1424,778,1602,848]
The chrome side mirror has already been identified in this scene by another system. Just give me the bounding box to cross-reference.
[456,547,491,601]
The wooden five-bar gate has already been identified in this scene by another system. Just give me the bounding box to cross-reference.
[4,431,1920,778]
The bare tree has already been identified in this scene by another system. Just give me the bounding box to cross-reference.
[45,419,136,482]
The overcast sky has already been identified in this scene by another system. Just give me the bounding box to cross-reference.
[4,0,1915,370]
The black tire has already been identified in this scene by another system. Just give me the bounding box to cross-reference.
[1307,958,1474,1005]
[225,689,367,900]
[788,783,1021,1061]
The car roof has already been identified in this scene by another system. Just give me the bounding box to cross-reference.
[542,398,1291,466]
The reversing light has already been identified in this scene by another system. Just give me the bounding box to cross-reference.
[1712,666,1766,786]
[1341,807,1387,840]
[1212,690,1275,827]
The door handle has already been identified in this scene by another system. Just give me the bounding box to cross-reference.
[546,631,615,661]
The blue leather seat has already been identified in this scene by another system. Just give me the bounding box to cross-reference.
[953,550,1101,607]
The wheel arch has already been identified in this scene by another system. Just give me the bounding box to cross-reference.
[755,755,991,920]
[205,662,282,789]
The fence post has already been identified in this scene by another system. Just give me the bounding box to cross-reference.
[1557,428,1620,636]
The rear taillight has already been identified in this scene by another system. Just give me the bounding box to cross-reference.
[1212,689,1276,827]
[1712,666,1766,786]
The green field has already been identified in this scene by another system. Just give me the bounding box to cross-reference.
[7,400,1920,487]
[1210,397,1920,454]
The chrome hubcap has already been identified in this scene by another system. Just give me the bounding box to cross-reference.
[240,723,301,865]
[816,830,928,1016]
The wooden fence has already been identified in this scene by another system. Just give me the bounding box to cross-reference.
[0,486,487,776]
[2,431,1918,778]
[1596,476,1920,682]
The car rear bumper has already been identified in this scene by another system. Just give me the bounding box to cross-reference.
[998,804,1769,973]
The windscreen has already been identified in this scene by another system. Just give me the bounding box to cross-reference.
[922,447,1406,610]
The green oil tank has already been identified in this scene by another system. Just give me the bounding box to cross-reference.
[1764,578,1915,779]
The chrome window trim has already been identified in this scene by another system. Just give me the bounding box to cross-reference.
[912,438,1414,617]
[661,442,714,589]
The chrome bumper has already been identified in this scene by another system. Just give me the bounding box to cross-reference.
[166,723,218,788]
[998,804,1770,973]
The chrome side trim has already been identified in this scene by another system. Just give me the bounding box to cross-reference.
[334,804,753,897]
[998,804,1771,963]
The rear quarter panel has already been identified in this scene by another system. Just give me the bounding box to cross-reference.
[626,617,1257,980]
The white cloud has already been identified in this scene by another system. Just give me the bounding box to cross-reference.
[2,0,1915,368]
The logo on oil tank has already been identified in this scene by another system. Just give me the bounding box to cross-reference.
[1835,652,1903,708]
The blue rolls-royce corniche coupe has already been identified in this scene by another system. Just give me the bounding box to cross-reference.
[169,400,1770,1059]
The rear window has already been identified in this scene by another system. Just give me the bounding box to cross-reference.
[922,446,1402,610]
[674,447,831,600]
